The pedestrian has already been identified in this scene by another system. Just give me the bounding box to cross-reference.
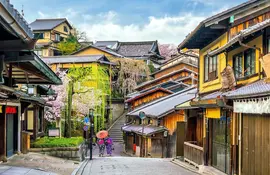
[105,135,113,156]
[97,138,105,157]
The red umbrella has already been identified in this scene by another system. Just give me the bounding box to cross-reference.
[96,130,108,139]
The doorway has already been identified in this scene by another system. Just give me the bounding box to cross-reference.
[211,112,231,174]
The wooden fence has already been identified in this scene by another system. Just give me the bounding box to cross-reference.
[184,141,203,168]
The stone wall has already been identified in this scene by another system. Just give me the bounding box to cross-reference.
[111,99,125,122]
[29,144,86,162]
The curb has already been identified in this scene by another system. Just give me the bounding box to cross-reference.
[171,159,200,175]
[71,158,88,175]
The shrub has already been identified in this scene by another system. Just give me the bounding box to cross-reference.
[31,137,84,148]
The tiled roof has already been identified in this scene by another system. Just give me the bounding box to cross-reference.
[0,0,33,38]
[72,45,124,57]
[42,55,112,64]
[209,19,270,56]
[127,87,197,118]
[199,80,270,100]
[30,18,71,31]
[122,124,167,136]
[116,41,159,58]
[125,87,173,103]
[224,80,270,99]
[136,67,197,90]
[200,91,223,100]
[94,41,118,49]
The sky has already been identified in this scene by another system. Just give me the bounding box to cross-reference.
[11,0,247,45]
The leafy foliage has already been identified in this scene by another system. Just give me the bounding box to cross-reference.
[31,137,83,148]
[58,35,81,55]
[57,27,87,55]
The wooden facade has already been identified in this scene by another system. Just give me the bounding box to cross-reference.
[138,70,197,91]
[164,111,184,135]
[154,63,198,79]
[129,89,172,110]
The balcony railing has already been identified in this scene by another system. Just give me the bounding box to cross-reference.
[184,141,203,168]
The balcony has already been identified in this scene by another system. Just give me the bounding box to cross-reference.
[184,141,203,168]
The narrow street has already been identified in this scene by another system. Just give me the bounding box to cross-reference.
[80,143,196,175]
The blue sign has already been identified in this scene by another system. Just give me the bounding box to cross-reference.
[139,111,146,120]
[84,117,90,126]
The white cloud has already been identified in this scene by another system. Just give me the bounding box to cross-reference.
[78,13,205,44]
[38,11,48,18]
[36,9,206,44]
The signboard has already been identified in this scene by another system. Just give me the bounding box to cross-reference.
[6,106,17,114]
[48,128,60,137]
[83,117,90,131]
[139,111,146,120]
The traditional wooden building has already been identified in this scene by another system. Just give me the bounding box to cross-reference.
[0,0,61,159]
[30,18,73,57]
[178,0,270,174]
[135,67,198,92]
[123,87,197,158]
[125,87,173,110]
[151,50,198,79]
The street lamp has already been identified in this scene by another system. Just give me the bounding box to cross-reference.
[139,111,146,157]
[89,108,94,160]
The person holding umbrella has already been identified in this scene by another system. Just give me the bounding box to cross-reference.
[96,130,108,157]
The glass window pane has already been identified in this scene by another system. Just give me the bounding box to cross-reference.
[204,56,208,81]
[209,56,213,72]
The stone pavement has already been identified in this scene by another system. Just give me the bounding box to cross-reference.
[79,142,196,175]
[2,152,80,175]
[0,165,57,175]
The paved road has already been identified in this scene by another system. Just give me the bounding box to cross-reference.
[0,166,57,175]
[81,143,196,175]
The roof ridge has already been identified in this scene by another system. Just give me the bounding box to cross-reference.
[42,55,104,58]
[35,18,67,21]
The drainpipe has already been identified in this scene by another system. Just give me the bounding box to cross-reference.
[238,39,263,80]
[238,113,242,175]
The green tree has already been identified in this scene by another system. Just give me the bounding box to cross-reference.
[58,35,80,55]
[57,28,87,55]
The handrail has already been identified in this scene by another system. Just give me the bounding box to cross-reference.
[184,141,203,151]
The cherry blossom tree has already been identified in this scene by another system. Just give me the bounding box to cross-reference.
[158,43,178,60]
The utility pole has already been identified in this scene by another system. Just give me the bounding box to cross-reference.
[89,108,94,160]
[67,80,73,138]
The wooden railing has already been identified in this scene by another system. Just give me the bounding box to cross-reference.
[184,141,203,167]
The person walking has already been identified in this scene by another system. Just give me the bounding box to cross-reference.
[105,135,113,156]
[97,138,105,157]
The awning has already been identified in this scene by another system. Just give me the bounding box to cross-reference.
[175,101,198,110]
[4,51,62,85]
[122,124,167,136]
[208,19,270,56]
[234,97,270,114]
[190,98,226,108]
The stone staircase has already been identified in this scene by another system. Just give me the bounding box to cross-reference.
[108,112,127,142]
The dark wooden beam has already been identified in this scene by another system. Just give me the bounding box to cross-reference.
[8,63,12,87]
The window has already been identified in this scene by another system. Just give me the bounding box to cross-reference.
[55,33,60,42]
[233,54,243,78]
[204,55,218,82]
[233,49,256,79]
[64,26,68,33]
[34,33,44,39]
[244,49,255,76]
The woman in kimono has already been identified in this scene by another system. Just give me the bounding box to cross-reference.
[97,138,105,157]
[105,135,113,156]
